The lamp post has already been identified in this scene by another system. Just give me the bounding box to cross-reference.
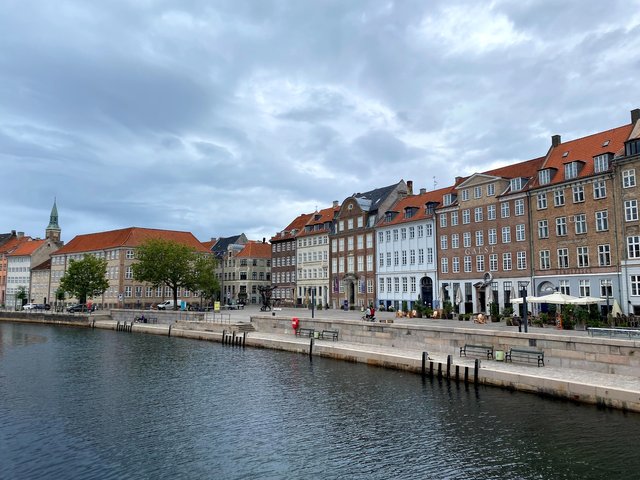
[604,280,612,324]
[519,280,530,333]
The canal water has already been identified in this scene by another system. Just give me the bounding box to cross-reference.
[1,322,638,480]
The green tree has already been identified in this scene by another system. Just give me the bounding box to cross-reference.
[55,288,66,312]
[15,286,28,309]
[132,239,198,310]
[59,255,109,304]
[191,255,220,307]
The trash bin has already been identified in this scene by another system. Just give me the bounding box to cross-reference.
[314,331,320,339]
[495,350,505,361]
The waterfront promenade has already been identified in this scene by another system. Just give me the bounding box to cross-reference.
[2,305,640,413]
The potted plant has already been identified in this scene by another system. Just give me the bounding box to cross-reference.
[443,300,453,319]
[489,302,501,322]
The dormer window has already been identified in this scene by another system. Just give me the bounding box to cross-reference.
[510,178,524,191]
[539,169,551,185]
[564,161,579,180]
[404,207,417,219]
[443,194,453,206]
[625,138,640,157]
[594,153,612,173]
[425,202,437,215]
[385,211,397,222]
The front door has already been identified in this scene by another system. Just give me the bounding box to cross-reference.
[420,277,433,308]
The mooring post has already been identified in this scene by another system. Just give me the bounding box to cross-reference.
[447,355,452,378]
[474,358,480,384]
[464,366,469,383]
[168,324,172,337]
[455,365,460,381]
[243,332,246,348]
[116,321,120,331]
[232,331,236,346]
[422,352,428,378]
[309,337,314,359]
[222,329,226,344]
[429,361,434,377]
[437,363,442,378]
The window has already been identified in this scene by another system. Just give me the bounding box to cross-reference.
[631,276,640,296]
[126,250,135,259]
[409,227,414,239]
[539,250,550,270]
[556,217,567,236]
[386,278,392,293]
[557,248,569,268]
[594,154,610,173]
[410,250,416,264]
[411,277,416,293]
[598,244,611,266]
[593,180,606,199]
[417,225,424,237]
[427,248,433,264]
[623,169,636,188]
[358,255,364,271]
[462,209,470,224]
[366,233,373,248]
[443,194,453,206]
[393,230,399,241]
[538,220,549,239]
[516,224,525,242]
[347,237,354,250]
[461,189,469,201]
[474,186,482,198]
[517,251,527,270]
[574,214,587,234]
[515,199,525,216]
[487,204,496,220]
[394,278,400,293]
[596,210,608,232]
[572,185,585,203]
[357,216,364,228]
[559,280,570,295]
[539,169,551,185]
[579,279,591,297]
[452,257,460,273]
[426,224,432,236]
[402,277,408,293]
[502,253,512,271]
[476,255,485,272]
[501,202,510,218]
[451,234,459,249]
[440,235,448,250]
[418,249,424,264]
[463,232,471,248]
[537,193,547,210]
[440,215,447,228]
[488,228,497,245]
[379,279,385,293]
[475,231,484,246]
[464,256,472,272]
[628,236,640,259]
[577,246,589,267]
[501,226,511,243]
[379,253,384,267]
[564,162,579,180]
[487,183,495,196]
[451,211,459,226]
[339,238,344,251]
[400,228,407,240]
[125,266,133,279]
[625,200,639,222]
[489,254,498,272]
[393,252,399,266]
[474,207,483,222]
[554,190,565,206]
[339,221,344,231]
[441,258,449,273]
[347,218,354,230]
[510,178,523,191]
[386,252,391,267]
[626,139,640,156]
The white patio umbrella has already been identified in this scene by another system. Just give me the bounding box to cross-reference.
[611,299,623,317]
[525,291,580,305]
[511,296,541,304]
[571,296,606,305]
[454,286,462,306]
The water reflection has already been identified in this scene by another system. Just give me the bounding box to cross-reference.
[0,322,638,480]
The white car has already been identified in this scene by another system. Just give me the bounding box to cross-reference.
[22,303,38,310]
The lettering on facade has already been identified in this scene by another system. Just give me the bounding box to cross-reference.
[464,246,496,256]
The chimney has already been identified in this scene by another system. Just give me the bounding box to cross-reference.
[455,176,462,183]
[552,134,561,147]
[17,231,24,238]
[420,188,426,194]
[333,200,339,208]
[262,237,266,244]
[632,108,640,124]
[407,180,413,195]
[11,230,16,236]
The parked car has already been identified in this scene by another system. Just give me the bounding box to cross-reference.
[35,303,51,310]
[22,303,38,310]
[156,300,185,310]
[67,303,96,313]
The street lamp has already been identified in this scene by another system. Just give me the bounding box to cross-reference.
[603,280,612,324]
[519,280,530,333]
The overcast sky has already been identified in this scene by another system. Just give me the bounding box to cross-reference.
[2,0,639,244]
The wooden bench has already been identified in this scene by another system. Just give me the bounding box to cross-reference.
[505,348,545,367]
[460,344,494,359]
[320,329,339,341]
[296,327,315,338]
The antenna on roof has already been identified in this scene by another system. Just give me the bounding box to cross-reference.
[433,176,437,190]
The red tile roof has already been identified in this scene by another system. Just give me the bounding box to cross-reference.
[236,241,271,258]
[532,124,633,188]
[297,205,340,237]
[377,187,452,227]
[8,239,46,256]
[54,227,210,254]
[201,239,217,250]
[0,236,32,255]
[270,212,313,242]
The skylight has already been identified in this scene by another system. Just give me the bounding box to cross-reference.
[602,140,610,147]
[562,151,569,158]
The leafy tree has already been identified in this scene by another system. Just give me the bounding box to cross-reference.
[59,255,109,304]
[15,286,28,309]
[55,288,66,312]
[132,239,198,310]
[190,255,220,307]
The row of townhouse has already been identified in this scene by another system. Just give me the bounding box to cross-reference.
[268,108,640,315]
